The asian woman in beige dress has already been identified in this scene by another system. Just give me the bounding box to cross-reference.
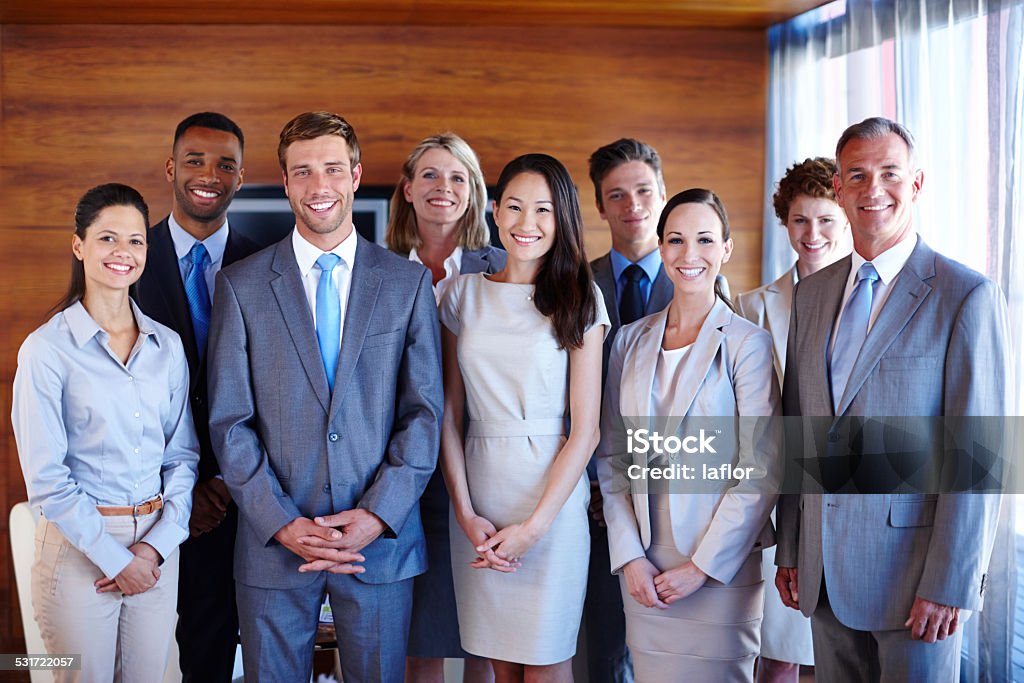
[439,153,608,682]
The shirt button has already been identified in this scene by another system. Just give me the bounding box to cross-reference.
[134,483,139,489]
[323,484,332,493]
[328,433,340,442]
[134,448,140,454]
[134,412,140,418]
[127,376,134,382]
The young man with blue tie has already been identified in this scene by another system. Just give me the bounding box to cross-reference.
[134,111,258,683]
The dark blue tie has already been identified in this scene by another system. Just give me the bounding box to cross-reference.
[184,242,211,357]
[315,253,342,393]
[619,264,646,326]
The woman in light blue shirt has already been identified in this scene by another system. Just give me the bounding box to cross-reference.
[12,183,199,682]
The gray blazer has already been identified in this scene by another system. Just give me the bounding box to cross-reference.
[596,300,780,583]
[735,266,795,383]
[777,239,1010,630]
[207,235,443,589]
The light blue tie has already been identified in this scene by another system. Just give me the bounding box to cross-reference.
[184,242,211,358]
[315,253,342,393]
[829,262,879,412]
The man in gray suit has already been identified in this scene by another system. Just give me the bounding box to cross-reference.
[207,111,443,682]
[583,138,673,683]
[776,117,1010,681]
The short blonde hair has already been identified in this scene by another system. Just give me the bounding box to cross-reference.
[386,133,490,253]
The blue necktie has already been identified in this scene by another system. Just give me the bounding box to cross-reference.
[315,253,342,393]
[829,262,879,411]
[184,242,211,358]
[619,264,646,326]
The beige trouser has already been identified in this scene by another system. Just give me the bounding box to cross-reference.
[32,510,179,683]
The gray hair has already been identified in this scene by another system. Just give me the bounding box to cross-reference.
[835,117,918,169]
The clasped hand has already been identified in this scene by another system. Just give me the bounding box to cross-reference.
[275,509,385,574]
[458,514,534,572]
[95,542,161,595]
[189,478,232,536]
[623,557,708,608]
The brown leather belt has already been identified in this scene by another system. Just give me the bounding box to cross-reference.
[97,495,163,517]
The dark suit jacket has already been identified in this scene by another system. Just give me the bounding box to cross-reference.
[134,217,260,481]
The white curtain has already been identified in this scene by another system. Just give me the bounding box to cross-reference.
[766,1,1024,680]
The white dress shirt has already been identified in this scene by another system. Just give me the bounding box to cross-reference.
[831,233,918,351]
[291,227,357,349]
[409,245,463,304]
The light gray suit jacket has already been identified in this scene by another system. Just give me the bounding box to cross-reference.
[207,234,443,589]
[597,299,780,583]
[776,239,1010,631]
[735,266,795,383]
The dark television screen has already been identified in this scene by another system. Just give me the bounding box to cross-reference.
[228,184,502,251]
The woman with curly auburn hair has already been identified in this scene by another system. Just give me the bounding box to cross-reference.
[735,158,851,682]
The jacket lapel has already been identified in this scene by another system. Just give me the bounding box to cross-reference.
[764,268,794,377]
[663,300,729,435]
[147,220,201,371]
[647,265,673,316]
[592,254,621,330]
[804,258,850,417]
[330,236,382,420]
[269,240,331,412]
[460,248,489,275]
[836,242,933,415]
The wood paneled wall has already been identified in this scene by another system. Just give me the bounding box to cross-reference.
[0,23,766,654]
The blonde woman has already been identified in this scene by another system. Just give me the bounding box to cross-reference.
[387,133,504,683]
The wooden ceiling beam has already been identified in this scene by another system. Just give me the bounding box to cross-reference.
[0,0,827,30]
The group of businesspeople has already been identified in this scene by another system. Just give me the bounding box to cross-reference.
[10,108,1012,683]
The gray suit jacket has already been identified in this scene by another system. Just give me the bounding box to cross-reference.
[596,300,779,582]
[591,252,673,386]
[735,266,795,383]
[207,234,443,589]
[777,239,1010,631]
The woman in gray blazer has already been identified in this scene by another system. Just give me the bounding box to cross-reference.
[597,189,780,683]
[735,158,850,682]
[386,132,503,683]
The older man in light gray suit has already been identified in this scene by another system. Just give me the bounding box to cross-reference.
[207,111,443,683]
[775,117,1011,681]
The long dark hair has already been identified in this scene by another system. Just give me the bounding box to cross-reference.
[656,188,735,311]
[494,154,596,349]
[52,183,150,313]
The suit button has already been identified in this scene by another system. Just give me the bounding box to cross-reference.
[328,433,340,442]
[828,432,839,443]
[323,484,331,492]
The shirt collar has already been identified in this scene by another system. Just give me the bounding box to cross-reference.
[291,226,358,278]
[610,246,662,284]
[168,213,229,265]
[850,232,918,286]
[64,300,160,349]
[409,245,463,277]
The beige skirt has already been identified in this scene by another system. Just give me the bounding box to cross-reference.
[620,495,764,683]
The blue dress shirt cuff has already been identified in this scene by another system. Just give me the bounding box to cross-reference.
[90,535,136,580]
